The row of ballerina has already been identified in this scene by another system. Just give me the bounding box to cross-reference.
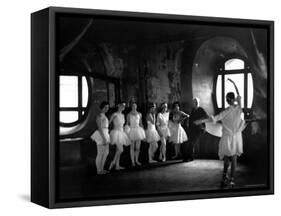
[91,101,189,175]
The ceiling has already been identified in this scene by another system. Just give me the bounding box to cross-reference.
[57,15,254,48]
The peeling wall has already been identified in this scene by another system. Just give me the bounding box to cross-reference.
[99,43,145,104]
[99,43,125,77]
[97,41,186,107]
[142,41,185,105]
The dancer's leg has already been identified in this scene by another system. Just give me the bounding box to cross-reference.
[176,144,180,157]
[161,137,167,162]
[115,151,122,169]
[172,143,177,159]
[230,155,237,178]
[115,145,124,170]
[152,142,158,157]
[96,145,103,174]
[223,156,230,175]
[149,142,157,163]
[135,140,141,165]
[230,155,237,187]
[159,138,163,161]
[173,144,181,159]
[100,145,109,173]
[221,156,230,186]
[130,142,135,166]
[109,146,118,171]
[148,142,153,162]
[177,144,182,158]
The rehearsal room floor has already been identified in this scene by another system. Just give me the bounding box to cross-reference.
[58,159,268,200]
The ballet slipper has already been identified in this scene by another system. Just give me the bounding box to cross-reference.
[109,162,115,171]
[229,178,235,188]
[116,165,125,170]
[220,174,230,187]
[149,159,157,163]
[96,171,102,175]
[100,170,109,175]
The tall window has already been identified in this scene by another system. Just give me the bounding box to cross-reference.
[216,58,254,109]
[59,75,89,128]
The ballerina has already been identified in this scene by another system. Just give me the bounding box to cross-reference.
[145,103,160,163]
[169,102,189,159]
[194,78,246,187]
[109,102,130,170]
[91,101,110,175]
[156,102,171,162]
[126,102,146,166]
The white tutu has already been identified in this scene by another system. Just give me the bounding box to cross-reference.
[91,129,110,145]
[110,128,130,146]
[158,126,171,138]
[146,123,160,143]
[169,122,188,144]
[128,127,146,141]
[157,112,170,138]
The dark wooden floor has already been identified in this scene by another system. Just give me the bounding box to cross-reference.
[57,159,268,201]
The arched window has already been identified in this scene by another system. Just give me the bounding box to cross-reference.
[59,74,120,135]
[59,75,90,133]
[225,58,244,70]
[216,58,254,110]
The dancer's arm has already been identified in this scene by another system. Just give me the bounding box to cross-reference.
[146,113,152,124]
[139,113,144,127]
[227,78,241,107]
[227,78,240,96]
[180,110,190,120]
[96,114,107,144]
[126,113,130,127]
[194,108,229,125]
[156,114,163,137]
[109,113,116,125]
[192,108,211,125]
[193,117,212,125]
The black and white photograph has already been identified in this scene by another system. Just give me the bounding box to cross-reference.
[54,10,273,203]
[1,0,280,214]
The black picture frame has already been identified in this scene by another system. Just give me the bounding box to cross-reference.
[31,6,274,208]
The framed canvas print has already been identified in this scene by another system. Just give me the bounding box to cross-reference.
[31,7,274,208]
